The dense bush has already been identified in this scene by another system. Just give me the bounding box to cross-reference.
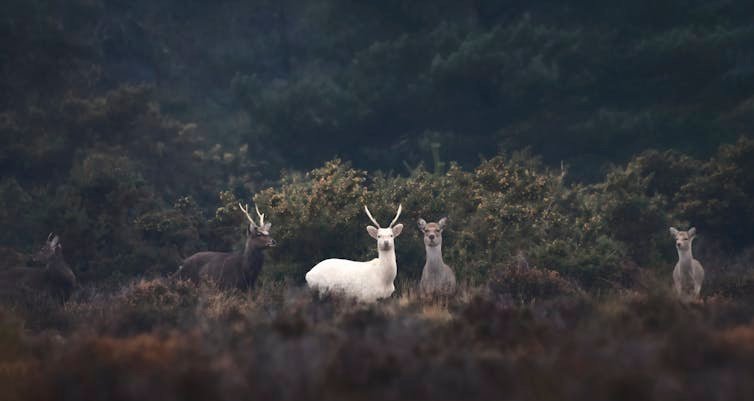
[3,135,753,292]
[254,153,623,289]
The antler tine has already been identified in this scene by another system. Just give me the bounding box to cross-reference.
[255,204,265,227]
[238,202,257,227]
[389,204,403,228]
[364,205,381,228]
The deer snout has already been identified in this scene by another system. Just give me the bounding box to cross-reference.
[428,234,435,241]
[268,239,278,247]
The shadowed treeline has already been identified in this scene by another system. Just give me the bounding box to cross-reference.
[2,0,753,179]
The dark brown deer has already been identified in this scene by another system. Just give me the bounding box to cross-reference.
[176,203,276,290]
[0,233,77,303]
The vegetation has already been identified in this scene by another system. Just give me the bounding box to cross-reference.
[1,140,753,400]
[2,0,754,400]
[3,279,754,401]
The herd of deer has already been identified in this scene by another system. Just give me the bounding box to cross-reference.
[0,201,705,304]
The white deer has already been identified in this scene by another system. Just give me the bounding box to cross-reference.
[670,227,704,301]
[305,204,404,303]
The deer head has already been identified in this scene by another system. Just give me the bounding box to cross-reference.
[418,217,447,248]
[33,233,62,264]
[670,227,696,252]
[365,204,404,251]
[239,203,277,248]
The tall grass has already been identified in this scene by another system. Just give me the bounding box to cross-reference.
[2,272,754,401]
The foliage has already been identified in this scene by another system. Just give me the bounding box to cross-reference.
[254,154,624,289]
[675,137,754,248]
[11,0,738,175]
[3,279,754,401]
[2,2,754,398]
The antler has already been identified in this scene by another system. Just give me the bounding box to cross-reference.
[389,204,403,228]
[364,204,403,228]
[238,203,258,227]
[255,205,265,227]
[364,205,381,228]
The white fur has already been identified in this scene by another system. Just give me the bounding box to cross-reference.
[670,226,704,301]
[306,225,402,303]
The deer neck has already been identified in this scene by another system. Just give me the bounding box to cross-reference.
[46,252,74,282]
[241,244,265,287]
[377,248,397,285]
[677,246,693,267]
[424,245,444,270]
[243,245,264,271]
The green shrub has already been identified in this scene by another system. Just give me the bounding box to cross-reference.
[675,137,754,249]
[253,153,631,289]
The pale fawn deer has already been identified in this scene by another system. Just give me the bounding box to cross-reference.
[418,217,456,295]
[670,227,704,301]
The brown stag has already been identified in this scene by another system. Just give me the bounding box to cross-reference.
[176,202,276,290]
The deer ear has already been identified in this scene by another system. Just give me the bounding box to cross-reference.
[438,217,448,230]
[392,224,404,237]
[247,224,255,235]
[688,227,696,238]
[367,226,379,239]
[50,236,60,247]
[669,227,679,238]
[417,218,427,231]
[263,222,272,232]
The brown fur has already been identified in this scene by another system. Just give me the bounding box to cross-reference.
[0,234,76,303]
[177,224,275,290]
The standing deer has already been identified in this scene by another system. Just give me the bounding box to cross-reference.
[176,203,276,290]
[306,204,404,303]
[670,227,704,301]
[0,233,76,303]
[418,217,456,295]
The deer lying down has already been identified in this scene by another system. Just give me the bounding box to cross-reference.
[176,203,276,290]
[670,227,704,301]
[0,234,76,303]
[418,217,456,295]
[306,205,404,303]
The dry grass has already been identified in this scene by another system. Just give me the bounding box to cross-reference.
[1,273,754,401]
